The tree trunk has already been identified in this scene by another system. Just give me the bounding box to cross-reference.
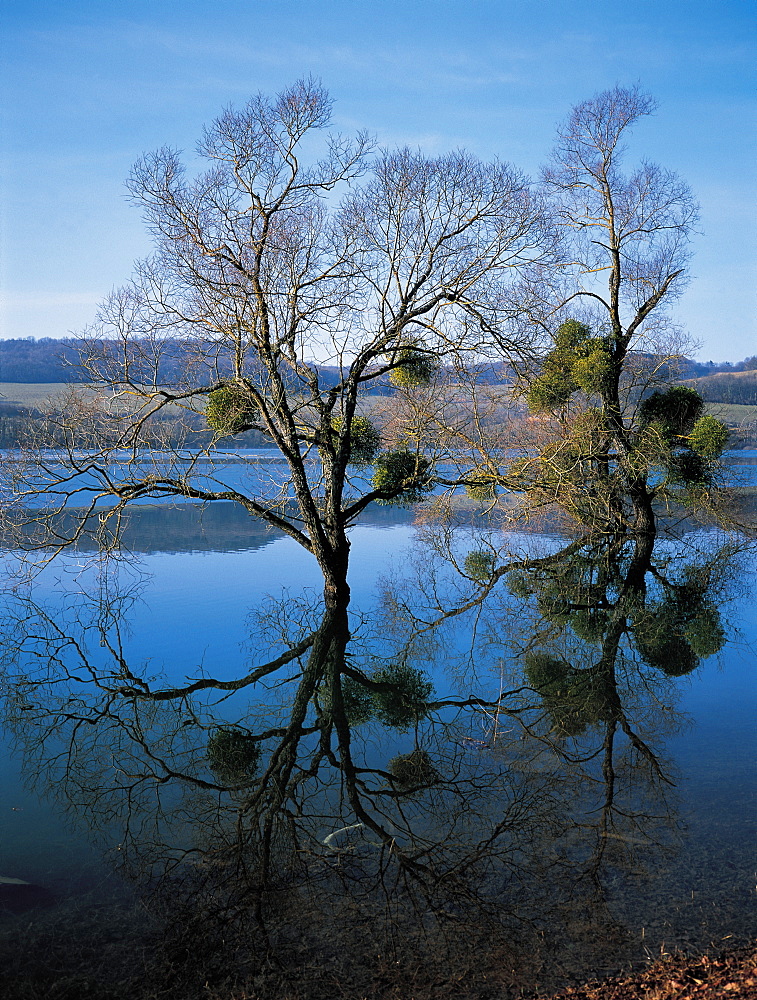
[629,481,656,536]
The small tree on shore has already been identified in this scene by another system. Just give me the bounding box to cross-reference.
[439,86,727,532]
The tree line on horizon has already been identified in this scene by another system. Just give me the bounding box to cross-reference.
[1,334,755,384]
[1,340,756,451]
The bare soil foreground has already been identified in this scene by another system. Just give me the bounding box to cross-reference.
[212,940,757,999]
[358,942,757,1000]
[3,888,756,1000]
[524,941,757,1000]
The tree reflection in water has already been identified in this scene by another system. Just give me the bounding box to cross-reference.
[0,525,747,998]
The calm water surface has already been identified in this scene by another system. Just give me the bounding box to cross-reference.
[0,499,754,992]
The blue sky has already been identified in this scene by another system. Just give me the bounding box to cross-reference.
[1,0,754,361]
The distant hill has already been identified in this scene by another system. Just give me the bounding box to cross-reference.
[677,356,757,379]
[0,337,751,400]
[0,337,219,385]
[0,337,514,389]
[0,338,83,382]
[683,368,757,405]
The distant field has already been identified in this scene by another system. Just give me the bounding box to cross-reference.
[0,383,180,412]
[0,383,74,406]
[3,383,756,427]
[689,368,757,382]
[705,402,757,424]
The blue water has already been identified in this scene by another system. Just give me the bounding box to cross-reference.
[0,517,420,888]
[0,501,754,975]
[8,448,753,510]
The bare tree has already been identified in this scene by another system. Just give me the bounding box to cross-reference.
[0,80,561,919]
[5,78,550,556]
